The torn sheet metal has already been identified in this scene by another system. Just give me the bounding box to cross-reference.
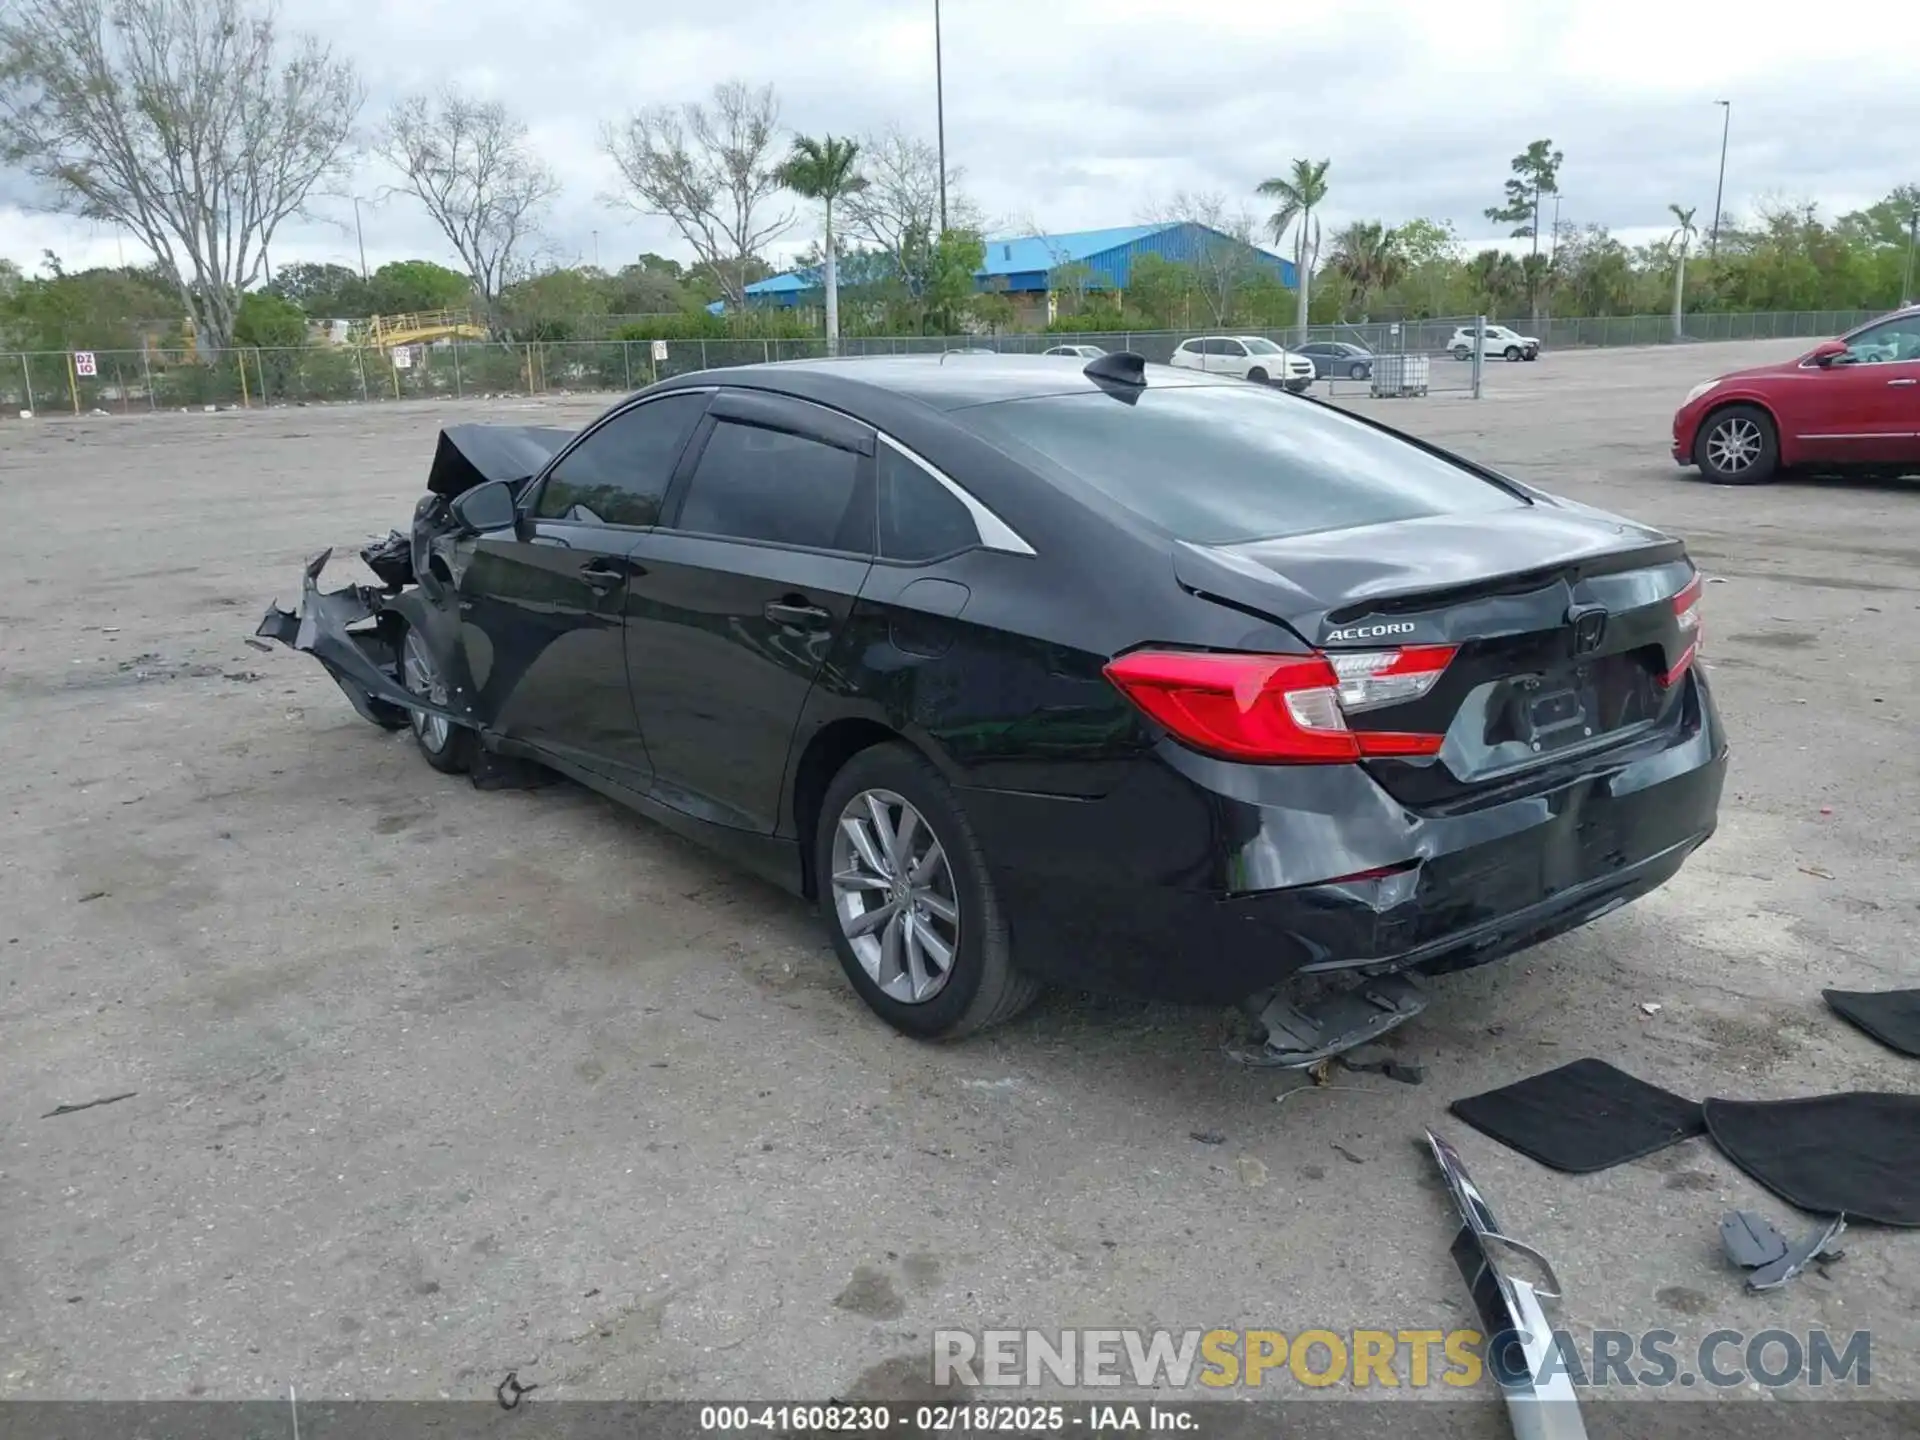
[1426,1128,1588,1440]
[256,547,472,732]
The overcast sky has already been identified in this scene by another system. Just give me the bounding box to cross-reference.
[4,0,1916,278]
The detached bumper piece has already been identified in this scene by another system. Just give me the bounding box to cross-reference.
[255,547,471,734]
[1242,973,1428,1068]
[1427,1129,1589,1440]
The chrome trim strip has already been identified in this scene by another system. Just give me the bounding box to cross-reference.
[876,432,1037,556]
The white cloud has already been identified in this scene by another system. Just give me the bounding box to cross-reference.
[5,0,1915,276]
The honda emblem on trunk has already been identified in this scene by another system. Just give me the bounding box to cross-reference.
[1568,604,1608,655]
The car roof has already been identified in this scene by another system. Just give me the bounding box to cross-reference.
[657,353,1227,412]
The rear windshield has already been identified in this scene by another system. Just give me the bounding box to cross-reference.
[958,384,1525,544]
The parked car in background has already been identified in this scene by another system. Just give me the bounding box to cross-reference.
[1043,343,1107,358]
[261,352,1723,1066]
[1450,324,1541,362]
[1170,335,1316,392]
[1672,305,1920,484]
[1295,341,1375,381]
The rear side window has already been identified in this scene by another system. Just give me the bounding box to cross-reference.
[878,445,979,561]
[674,419,868,551]
[535,392,706,526]
[959,385,1523,544]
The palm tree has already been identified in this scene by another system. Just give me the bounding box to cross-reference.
[1668,204,1698,340]
[1256,159,1330,336]
[1326,220,1405,319]
[775,135,867,354]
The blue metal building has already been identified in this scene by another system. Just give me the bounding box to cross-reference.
[712,221,1296,313]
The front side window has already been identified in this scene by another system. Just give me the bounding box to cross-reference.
[535,393,707,526]
[959,384,1523,545]
[1841,315,1920,364]
[674,419,868,552]
[1243,338,1282,355]
[1218,339,1248,357]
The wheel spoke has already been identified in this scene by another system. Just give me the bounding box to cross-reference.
[911,918,953,972]
[880,909,907,987]
[865,793,900,873]
[903,915,932,997]
[894,805,920,873]
[846,897,898,937]
[832,869,892,893]
[840,815,891,879]
[909,840,946,886]
[917,890,958,925]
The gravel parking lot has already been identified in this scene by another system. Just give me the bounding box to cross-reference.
[3,340,1916,1410]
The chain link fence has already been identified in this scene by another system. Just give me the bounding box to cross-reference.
[0,310,1881,418]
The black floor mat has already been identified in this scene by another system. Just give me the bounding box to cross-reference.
[1705,1092,1920,1227]
[1823,988,1920,1059]
[1449,1057,1705,1173]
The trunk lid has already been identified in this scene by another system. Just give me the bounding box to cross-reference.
[1171,504,1699,807]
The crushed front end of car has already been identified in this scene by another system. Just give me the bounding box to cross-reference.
[254,423,572,736]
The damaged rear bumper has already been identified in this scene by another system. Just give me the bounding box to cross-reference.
[256,548,473,734]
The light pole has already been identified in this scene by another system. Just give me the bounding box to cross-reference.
[1903,203,1918,307]
[352,196,370,280]
[934,0,947,233]
[1709,100,1730,260]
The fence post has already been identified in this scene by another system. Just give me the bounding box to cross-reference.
[141,342,154,410]
[22,353,34,413]
[623,341,632,391]
[452,343,463,398]
[1472,315,1485,399]
[66,351,80,414]
[524,343,534,396]
[355,346,369,403]
[700,339,709,369]
[255,348,269,407]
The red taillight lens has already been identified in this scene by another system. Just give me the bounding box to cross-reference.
[1661,573,1704,688]
[1103,646,1455,764]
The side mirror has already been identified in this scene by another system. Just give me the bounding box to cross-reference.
[1806,338,1849,367]
[449,477,519,535]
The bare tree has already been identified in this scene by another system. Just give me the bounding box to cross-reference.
[0,0,361,351]
[840,125,979,286]
[377,91,557,333]
[601,80,792,312]
[1140,190,1263,325]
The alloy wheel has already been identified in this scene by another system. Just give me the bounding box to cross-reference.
[402,630,452,752]
[830,788,960,1004]
[1706,416,1762,474]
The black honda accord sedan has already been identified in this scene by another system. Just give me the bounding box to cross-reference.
[261,352,1726,1063]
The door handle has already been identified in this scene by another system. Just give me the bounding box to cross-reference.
[1888,378,1917,387]
[764,599,832,629]
[578,557,627,590]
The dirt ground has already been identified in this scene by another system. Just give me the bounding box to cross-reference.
[2,340,1916,1414]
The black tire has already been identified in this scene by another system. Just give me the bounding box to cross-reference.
[1524,350,1539,361]
[1693,403,1779,485]
[1246,366,1269,384]
[814,742,1039,1040]
[1504,345,1522,361]
[1452,345,1472,361]
[1348,361,1368,380]
[1285,378,1311,393]
[399,623,477,774]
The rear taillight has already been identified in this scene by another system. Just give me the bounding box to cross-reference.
[1660,573,1703,688]
[1103,645,1456,764]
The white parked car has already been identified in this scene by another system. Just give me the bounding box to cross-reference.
[1169,335,1316,392]
[1449,324,1540,362]
[1042,343,1107,358]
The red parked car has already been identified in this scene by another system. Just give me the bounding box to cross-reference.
[1672,305,1920,484]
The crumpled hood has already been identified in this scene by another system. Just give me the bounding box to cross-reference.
[427,423,575,497]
